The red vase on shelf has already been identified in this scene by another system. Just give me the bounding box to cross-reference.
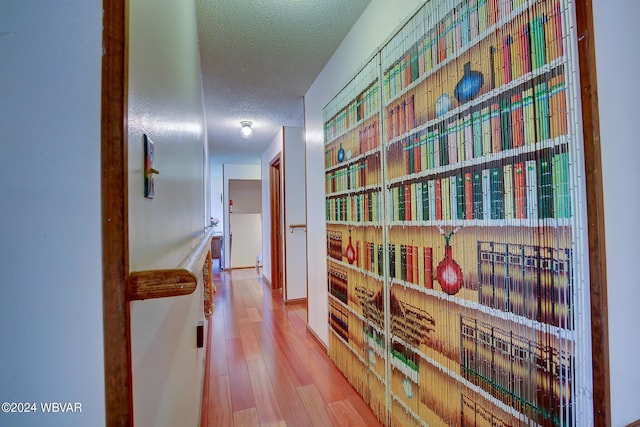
[345,230,356,265]
[436,229,463,295]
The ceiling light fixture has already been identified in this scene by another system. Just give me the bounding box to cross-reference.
[240,120,253,139]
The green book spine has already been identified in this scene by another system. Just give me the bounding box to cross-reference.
[456,174,466,219]
[481,105,492,155]
[439,123,449,166]
[410,45,419,83]
[537,153,553,218]
[500,94,512,151]
[472,110,483,158]
[490,167,504,219]
[553,151,571,218]
[441,176,451,220]
[478,0,488,34]
[537,14,547,68]
[530,15,544,70]
[522,86,536,145]
[389,244,396,279]
[534,81,550,142]
[503,164,514,219]
[552,153,560,219]
[429,128,438,168]
[449,175,457,220]
[420,132,428,171]
[407,140,415,174]
[473,170,484,219]
[422,179,430,220]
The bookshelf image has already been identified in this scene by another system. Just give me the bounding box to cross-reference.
[323,0,591,425]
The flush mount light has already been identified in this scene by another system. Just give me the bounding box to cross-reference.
[240,120,253,139]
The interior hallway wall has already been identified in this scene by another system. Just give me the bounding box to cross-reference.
[126,0,209,425]
[592,0,640,424]
[0,1,105,426]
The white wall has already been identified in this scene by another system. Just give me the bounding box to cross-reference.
[304,0,425,344]
[261,129,285,284]
[283,127,308,300]
[127,0,208,426]
[0,1,105,426]
[222,164,262,268]
[592,0,640,425]
[210,158,224,230]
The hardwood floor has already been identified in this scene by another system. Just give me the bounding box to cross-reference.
[201,267,382,427]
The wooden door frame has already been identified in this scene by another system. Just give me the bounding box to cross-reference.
[575,1,611,424]
[102,0,132,425]
[269,155,284,292]
[100,0,609,425]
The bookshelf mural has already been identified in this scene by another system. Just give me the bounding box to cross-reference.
[323,0,592,426]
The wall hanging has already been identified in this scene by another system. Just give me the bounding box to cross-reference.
[323,0,592,425]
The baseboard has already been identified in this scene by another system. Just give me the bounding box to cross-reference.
[284,297,307,305]
[306,325,328,352]
[261,274,271,288]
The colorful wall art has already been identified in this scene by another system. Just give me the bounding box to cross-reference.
[323,1,592,426]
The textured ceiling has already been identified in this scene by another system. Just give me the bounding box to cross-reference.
[195,0,372,161]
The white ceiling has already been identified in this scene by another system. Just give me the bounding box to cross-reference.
[195,0,372,161]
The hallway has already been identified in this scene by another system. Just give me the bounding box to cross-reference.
[201,268,382,427]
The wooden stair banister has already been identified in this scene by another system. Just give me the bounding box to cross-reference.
[127,227,216,300]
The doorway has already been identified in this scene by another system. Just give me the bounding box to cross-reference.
[269,155,284,291]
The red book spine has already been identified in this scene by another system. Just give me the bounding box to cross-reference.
[407,94,416,129]
[404,142,410,176]
[407,245,414,284]
[438,24,447,63]
[511,92,524,147]
[372,121,378,149]
[435,179,443,220]
[503,35,512,84]
[400,100,407,135]
[412,246,419,285]
[404,53,411,87]
[488,0,498,27]
[424,247,433,289]
[554,2,564,57]
[465,172,474,220]
[396,103,402,138]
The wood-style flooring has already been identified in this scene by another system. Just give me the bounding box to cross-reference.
[200,267,382,427]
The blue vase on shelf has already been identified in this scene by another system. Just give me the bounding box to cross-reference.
[337,143,345,163]
[454,62,484,104]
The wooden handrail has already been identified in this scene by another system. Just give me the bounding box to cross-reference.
[626,420,640,427]
[127,227,216,300]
